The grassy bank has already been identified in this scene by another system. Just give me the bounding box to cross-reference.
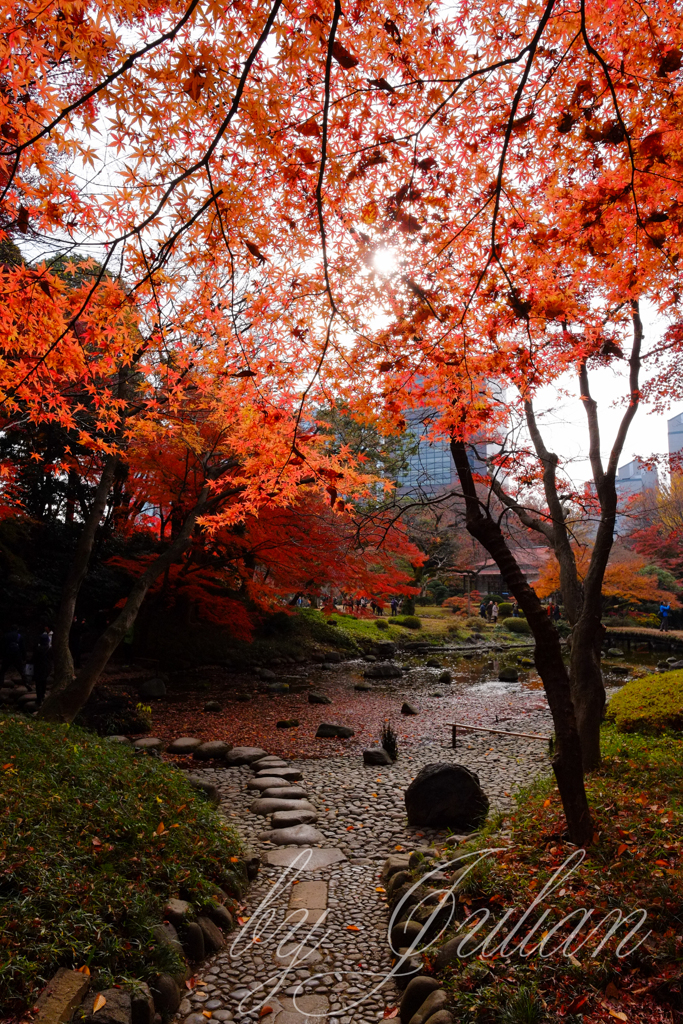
[414,724,682,1023]
[0,716,242,1016]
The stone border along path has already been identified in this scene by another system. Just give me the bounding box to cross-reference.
[177,708,552,1024]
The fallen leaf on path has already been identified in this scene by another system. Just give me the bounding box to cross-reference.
[93,995,106,1013]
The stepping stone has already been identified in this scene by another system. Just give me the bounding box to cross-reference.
[133,737,164,751]
[225,746,268,765]
[273,943,323,966]
[252,757,288,770]
[262,847,346,869]
[261,824,325,845]
[167,737,202,754]
[261,994,329,1024]
[250,797,316,816]
[263,786,308,799]
[193,740,230,760]
[246,777,292,791]
[271,808,318,828]
[105,735,131,744]
[256,767,303,782]
[289,880,327,910]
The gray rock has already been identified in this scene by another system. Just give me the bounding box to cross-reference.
[246,776,292,791]
[224,746,268,766]
[405,763,489,829]
[325,651,342,663]
[364,662,402,679]
[185,775,220,806]
[308,691,332,704]
[193,740,230,760]
[82,988,131,1024]
[276,718,299,728]
[197,915,225,952]
[152,922,183,957]
[354,682,373,691]
[167,737,202,755]
[271,808,318,827]
[133,737,164,751]
[315,723,355,738]
[151,975,180,1015]
[423,1013,454,1024]
[519,657,534,668]
[256,767,303,781]
[607,648,624,657]
[409,849,437,870]
[363,746,393,766]
[201,903,233,932]
[262,786,308,799]
[250,797,316,815]
[265,682,290,693]
[130,983,154,1024]
[498,668,518,682]
[387,869,411,898]
[203,700,222,712]
[106,735,132,744]
[251,757,289,771]
[438,671,452,684]
[401,702,419,715]
[262,847,346,869]
[409,988,448,1024]
[426,658,441,668]
[391,920,423,950]
[181,921,205,961]
[668,659,683,669]
[257,667,276,680]
[139,678,166,699]
[261,824,326,845]
[375,641,396,658]
[163,898,192,924]
[400,977,440,1024]
[381,854,411,880]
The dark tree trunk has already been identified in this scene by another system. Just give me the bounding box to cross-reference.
[451,439,594,847]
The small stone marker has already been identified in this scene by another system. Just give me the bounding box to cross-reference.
[34,968,90,1024]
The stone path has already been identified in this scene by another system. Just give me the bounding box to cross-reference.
[177,709,552,1024]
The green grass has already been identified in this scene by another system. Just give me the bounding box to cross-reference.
[606,668,683,734]
[418,724,683,1022]
[0,715,243,1016]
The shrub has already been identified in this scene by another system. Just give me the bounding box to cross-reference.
[388,615,421,629]
[375,619,389,630]
[0,715,242,1015]
[606,670,683,734]
[381,723,398,760]
[498,602,513,617]
[466,615,484,629]
[503,616,531,634]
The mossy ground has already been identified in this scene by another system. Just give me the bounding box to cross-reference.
[0,716,242,1016]
[419,725,683,1023]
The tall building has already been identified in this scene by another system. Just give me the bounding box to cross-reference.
[396,407,487,494]
[615,458,659,500]
[668,410,683,471]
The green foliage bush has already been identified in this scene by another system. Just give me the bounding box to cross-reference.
[502,616,531,634]
[498,602,513,617]
[375,619,389,630]
[388,615,421,629]
[0,715,242,1015]
[466,615,484,629]
[606,670,683,734]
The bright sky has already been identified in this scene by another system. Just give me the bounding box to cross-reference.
[531,302,679,488]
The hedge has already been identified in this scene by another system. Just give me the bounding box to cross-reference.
[605,669,683,734]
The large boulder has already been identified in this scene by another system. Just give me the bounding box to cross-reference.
[315,723,355,739]
[225,746,267,765]
[400,977,441,1024]
[81,989,131,1024]
[404,763,489,830]
[363,746,393,766]
[139,677,166,699]
[498,668,518,682]
[375,641,396,659]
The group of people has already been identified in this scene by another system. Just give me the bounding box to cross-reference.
[1,625,53,706]
[479,600,500,622]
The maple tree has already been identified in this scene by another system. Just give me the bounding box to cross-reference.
[5,0,683,841]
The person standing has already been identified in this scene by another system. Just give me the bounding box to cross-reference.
[33,625,53,707]
[659,602,671,631]
[1,625,26,685]
[512,601,519,617]
[486,600,494,621]
[491,602,499,624]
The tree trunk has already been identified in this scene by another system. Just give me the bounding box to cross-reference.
[38,485,211,724]
[50,455,120,696]
[568,613,605,771]
[451,439,593,846]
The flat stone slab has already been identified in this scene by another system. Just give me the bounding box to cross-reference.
[289,880,327,910]
[225,746,268,765]
[34,968,90,1024]
[167,737,202,754]
[262,994,329,1024]
[255,767,303,782]
[263,786,308,799]
[250,797,316,816]
[193,740,230,760]
[262,847,347,870]
[261,824,326,845]
[252,757,289,770]
[133,737,164,750]
[271,809,318,828]
[246,777,292,791]
[273,943,323,966]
